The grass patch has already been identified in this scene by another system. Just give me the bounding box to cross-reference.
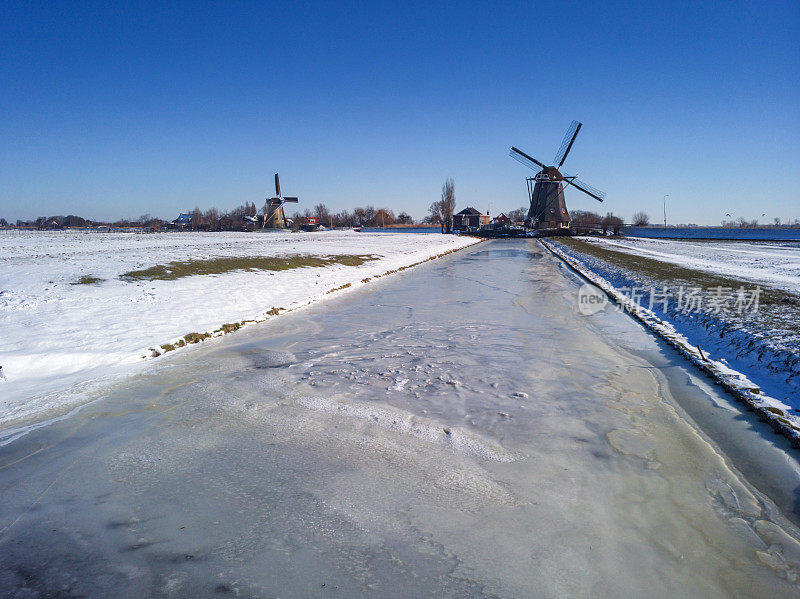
[120,254,379,282]
[218,322,241,334]
[160,343,176,352]
[71,275,105,285]
[327,283,352,294]
[184,332,211,344]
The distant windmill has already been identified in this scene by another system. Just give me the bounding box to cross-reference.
[262,173,299,229]
[510,121,606,230]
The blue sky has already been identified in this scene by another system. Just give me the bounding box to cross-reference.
[1,1,798,224]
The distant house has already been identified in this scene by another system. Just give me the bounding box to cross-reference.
[453,208,490,231]
[297,216,319,231]
[172,213,193,229]
[492,213,511,225]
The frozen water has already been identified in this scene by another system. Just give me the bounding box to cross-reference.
[0,239,799,597]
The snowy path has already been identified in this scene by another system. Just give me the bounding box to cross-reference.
[582,236,800,294]
[0,230,479,426]
[1,239,798,597]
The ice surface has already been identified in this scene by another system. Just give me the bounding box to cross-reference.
[0,239,799,597]
[0,229,479,428]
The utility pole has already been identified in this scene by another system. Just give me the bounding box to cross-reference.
[663,194,670,229]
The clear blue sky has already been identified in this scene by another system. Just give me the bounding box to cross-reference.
[1,1,798,224]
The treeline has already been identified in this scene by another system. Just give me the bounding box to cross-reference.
[570,210,625,235]
[288,204,413,228]
[721,216,798,228]
[3,202,416,231]
[6,203,260,231]
[181,203,258,231]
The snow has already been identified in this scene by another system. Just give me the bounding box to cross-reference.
[0,229,480,427]
[583,236,800,294]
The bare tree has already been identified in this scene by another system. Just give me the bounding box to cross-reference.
[428,201,445,232]
[333,210,355,227]
[601,212,624,235]
[396,211,413,225]
[774,217,782,227]
[440,177,456,233]
[507,207,527,223]
[632,211,649,226]
[191,206,203,230]
[570,210,602,233]
[314,203,331,226]
[353,207,366,226]
[204,208,219,231]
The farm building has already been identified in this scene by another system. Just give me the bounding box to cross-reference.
[453,208,490,232]
[172,213,193,229]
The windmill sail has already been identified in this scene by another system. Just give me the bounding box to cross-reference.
[554,121,582,168]
[564,177,605,202]
[510,147,546,171]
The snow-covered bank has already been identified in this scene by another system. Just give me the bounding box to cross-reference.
[543,240,800,446]
[0,230,481,426]
[586,236,800,294]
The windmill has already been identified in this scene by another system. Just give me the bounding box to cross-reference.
[510,121,606,231]
[262,173,299,229]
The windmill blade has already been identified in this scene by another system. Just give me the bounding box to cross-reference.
[510,147,546,171]
[564,176,606,202]
[274,173,281,197]
[554,120,582,168]
[282,197,299,203]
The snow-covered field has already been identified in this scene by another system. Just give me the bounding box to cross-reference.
[587,237,800,294]
[0,230,480,427]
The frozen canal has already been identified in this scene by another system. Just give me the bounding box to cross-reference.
[1,240,800,597]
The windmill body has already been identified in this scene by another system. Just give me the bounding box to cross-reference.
[527,166,570,230]
[263,198,291,229]
[511,121,606,232]
[261,173,299,229]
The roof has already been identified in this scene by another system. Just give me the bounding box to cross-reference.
[173,213,193,223]
[456,207,483,216]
